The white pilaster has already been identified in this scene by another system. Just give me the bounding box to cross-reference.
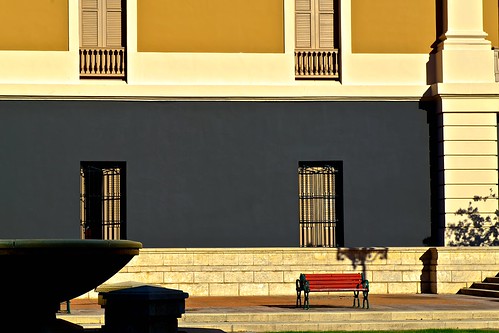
[435,0,494,83]
[432,1,499,246]
[437,110,498,246]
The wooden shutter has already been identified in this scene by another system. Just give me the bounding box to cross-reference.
[81,0,99,47]
[318,0,334,49]
[296,0,312,48]
[295,0,334,49]
[105,0,122,47]
[80,0,123,47]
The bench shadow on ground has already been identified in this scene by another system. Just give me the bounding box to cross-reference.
[267,295,363,310]
[83,328,226,333]
[266,304,355,309]
[179,329,226,333]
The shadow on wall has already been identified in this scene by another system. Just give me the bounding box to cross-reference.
[448,191,499,246]
[336,247,388,279]
[420,248,437,293]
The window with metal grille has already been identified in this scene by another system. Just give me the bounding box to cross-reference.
[298,161,343,247]
[80,162,126,240]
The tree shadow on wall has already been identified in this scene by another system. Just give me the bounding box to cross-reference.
[336,247,388,279]
[448,190,499,246]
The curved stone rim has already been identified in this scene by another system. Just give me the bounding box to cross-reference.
[0,239,143,249]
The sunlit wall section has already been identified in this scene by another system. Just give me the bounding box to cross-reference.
[0,0,79,84]
[341,0,435,85]
[350,0,435,54]
[137,0,284,53]
[483,0,499,48]
[0,0,68,51]
[128,0,290,85]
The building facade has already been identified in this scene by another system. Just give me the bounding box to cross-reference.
[0,0,497,247]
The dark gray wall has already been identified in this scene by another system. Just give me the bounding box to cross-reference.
[0,101,430,247]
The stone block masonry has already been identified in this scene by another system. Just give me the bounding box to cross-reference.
[77,247,499,299]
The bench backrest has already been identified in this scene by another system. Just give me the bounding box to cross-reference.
[304,273,366,291]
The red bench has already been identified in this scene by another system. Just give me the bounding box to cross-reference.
[296,273,369,309]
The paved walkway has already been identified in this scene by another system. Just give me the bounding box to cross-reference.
[60,293,499,332]
[68,293,499,313]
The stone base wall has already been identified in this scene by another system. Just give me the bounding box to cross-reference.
[434,247,499,293]
[77,247,499,299]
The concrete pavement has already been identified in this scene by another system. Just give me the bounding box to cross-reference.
[59,294,499,331]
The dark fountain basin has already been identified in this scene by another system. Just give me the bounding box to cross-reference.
[0,239,142,332]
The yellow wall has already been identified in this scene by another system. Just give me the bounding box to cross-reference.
[0,0,68,51]
[483,0,499,47]
[351,0,436,54]
[137,0,284,53]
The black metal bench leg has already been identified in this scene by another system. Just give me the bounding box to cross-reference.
[296,290,302,308]
[363,291,369,309]
[304,291,310,310]
[353,291,360,308]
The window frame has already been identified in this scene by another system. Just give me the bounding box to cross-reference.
[298,160,344,247]
[294,0,340,79]
[80,161,127,240]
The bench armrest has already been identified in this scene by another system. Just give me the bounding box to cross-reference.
[361,273,369,291]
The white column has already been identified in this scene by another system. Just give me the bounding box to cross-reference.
[435,0,494,83]
[432,1,499,245]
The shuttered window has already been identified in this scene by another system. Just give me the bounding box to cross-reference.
[80,0,123,48]
[295,0,334,49]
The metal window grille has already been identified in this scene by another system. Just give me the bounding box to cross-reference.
[80,162,126,240]
[299,163,339,247]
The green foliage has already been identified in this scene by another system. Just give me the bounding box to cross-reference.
[449,189,499,246]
